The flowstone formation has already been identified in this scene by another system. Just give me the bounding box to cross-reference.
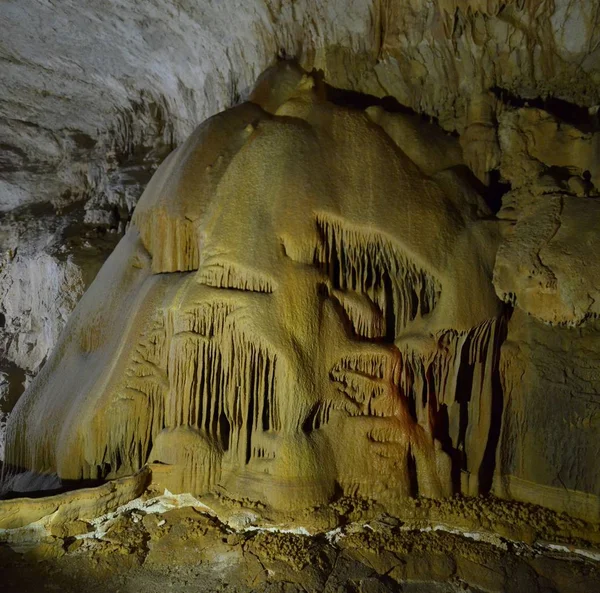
[0,66,527,514]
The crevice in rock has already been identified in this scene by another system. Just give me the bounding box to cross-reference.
[491,86,600,133]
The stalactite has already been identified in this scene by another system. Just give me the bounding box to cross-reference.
[197,264,275,293]
[135,209,199,273]
[315,214,441,339]
[221,328,280,467]
[393,317,504,495]
[315,212,503,500]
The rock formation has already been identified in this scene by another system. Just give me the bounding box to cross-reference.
[1,2,600,590]
[3,1,600,481]
[2,66,505,508]
[2,63,596,525]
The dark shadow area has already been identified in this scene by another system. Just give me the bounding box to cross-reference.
[487,169,512,213]
[491,86,600,133]
[478,312,510,494]
[407,446,419,498]
[302,402,323,432]
[455,331,475,478]
[547,165,575,185]
[433,401,464,495]
[0,476,106,501]
[313,68,449,132]
[0,360,26,418]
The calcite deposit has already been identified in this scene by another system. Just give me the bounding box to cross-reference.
[3,1,600,484]
[2,62,595,527]
[2,66,509,511]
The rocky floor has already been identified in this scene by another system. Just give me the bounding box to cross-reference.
[1,497,599,593]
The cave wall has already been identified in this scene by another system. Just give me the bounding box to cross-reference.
[1,0,599,518]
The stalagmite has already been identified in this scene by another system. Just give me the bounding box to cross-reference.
[1,64,526,515]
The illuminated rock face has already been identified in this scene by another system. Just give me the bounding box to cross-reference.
[2,69,506,510]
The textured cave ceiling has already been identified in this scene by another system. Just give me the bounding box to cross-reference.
[2,0,600,211]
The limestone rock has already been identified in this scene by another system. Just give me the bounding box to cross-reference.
[459,92,501,185]
[494,192,600,325]
[0,373,9,463]
[2,0,600,472]
[496,309,600,520]
[498,106,600,191]
[0,205,124,463]
[2,69,506,512]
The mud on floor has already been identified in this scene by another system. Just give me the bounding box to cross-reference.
[1,502,598,593]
